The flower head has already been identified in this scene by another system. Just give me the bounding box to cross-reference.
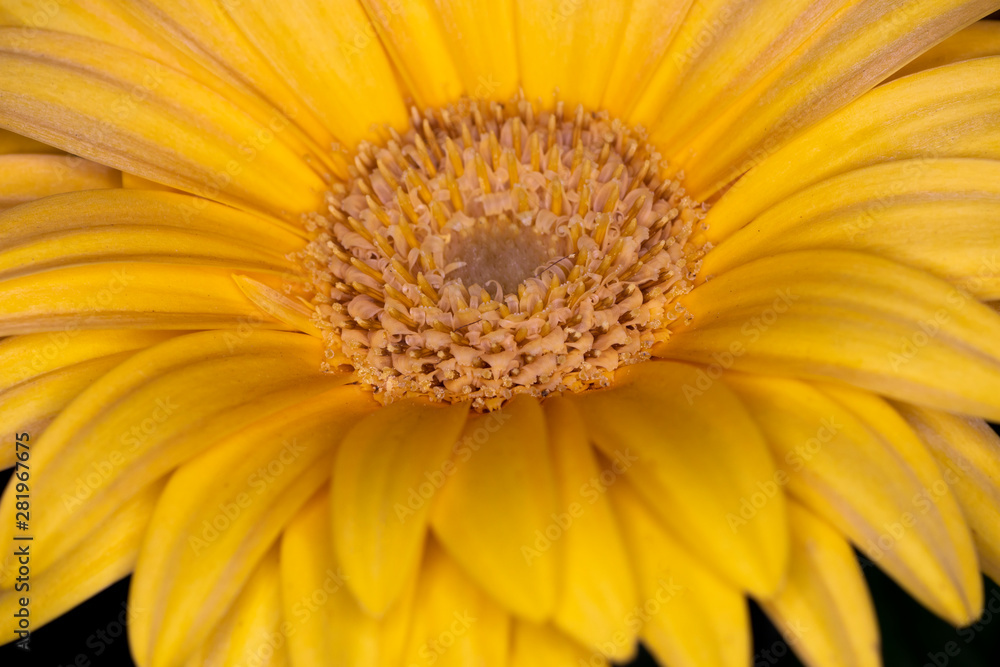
[1,3,1000,667]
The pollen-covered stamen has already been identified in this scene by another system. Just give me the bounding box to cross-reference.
[305,98,708,410]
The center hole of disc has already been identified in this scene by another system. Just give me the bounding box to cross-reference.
[446,220,561,294]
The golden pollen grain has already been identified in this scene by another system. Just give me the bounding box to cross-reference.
[306,98,709,410]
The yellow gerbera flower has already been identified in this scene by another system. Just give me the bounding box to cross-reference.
[1,2,1000,666]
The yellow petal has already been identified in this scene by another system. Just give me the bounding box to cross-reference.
[126,0,346,162]
[189,546,287,667]
[282,488,414,667]
[0,189,308,249]
[573,361,789,597]
[704,56,1000,241]
[896,405,1000,584]
[630,0,847,153]
[430,395,558,621]
[0,352,132,470]
[759,501,880,667]
[679,3,998,199]
[122,172,179,191]
[891,20,1000,80]
[431,0,520,101]
[0,481,161,631]
[360,0,463,108]
[0,154,119,209]
[727,375,981,626]
[222,0,408,147]
[510,621,603,667]
[0,262,291,335]
[0,331,339,584]
[515,0,631,108]
[0,29,326,215]
[659,250,1000,421]
[233,275,322,338]
[129,383,375,667]
[0,127,62,155]
[600,0,694,118]
[701,158,1000,299]
[333,398,469,615]
[0,227,298,281]
[543,397,638,661]
[610,481,750,667]
[0,329,178,390]
[402,539,510,667]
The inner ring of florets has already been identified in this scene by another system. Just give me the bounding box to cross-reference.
[305,98,708,410]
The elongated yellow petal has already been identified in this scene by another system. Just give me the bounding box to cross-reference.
[896,405,1000,584]
[680,3,997,199]
[0,189,308,250]
[705,57,1000,241]
[232,275,322,338]
[600,0,694,118]
[0,481,160,631]
[574,361,788,597]
[510,621,603,667]
[121,172,178,191]
[428,0,519,101]
[610,481,750,667]
[0,331,339,584]
[630,0,848,153]
[701,159,1000,299]
[430,396,558,621]
[891,20,1000,80]
[129,383,375,667]
[360,0,463,108]
[187,547,286,667]
[127,0,346,162]
[728,375,981,625]
[0,263,290,335]
[0,29,326,215]
[543,397,637,661]
[0,154,119,209]
[1,329,176,468]
[222,0,408,146]
[825,385,983,622]
[402,539,510,667]
[760,501,880,667]
[333,399,468,615]
[0,227,297,281]
[0,329,178,390]
[0,0,193,71]
[282,488,414,667]
[659,250,1000,421]
[0,127,61,155]
[515,0,630,108]
[0,352,132,470]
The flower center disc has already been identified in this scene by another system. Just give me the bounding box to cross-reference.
[307,98,708,410]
